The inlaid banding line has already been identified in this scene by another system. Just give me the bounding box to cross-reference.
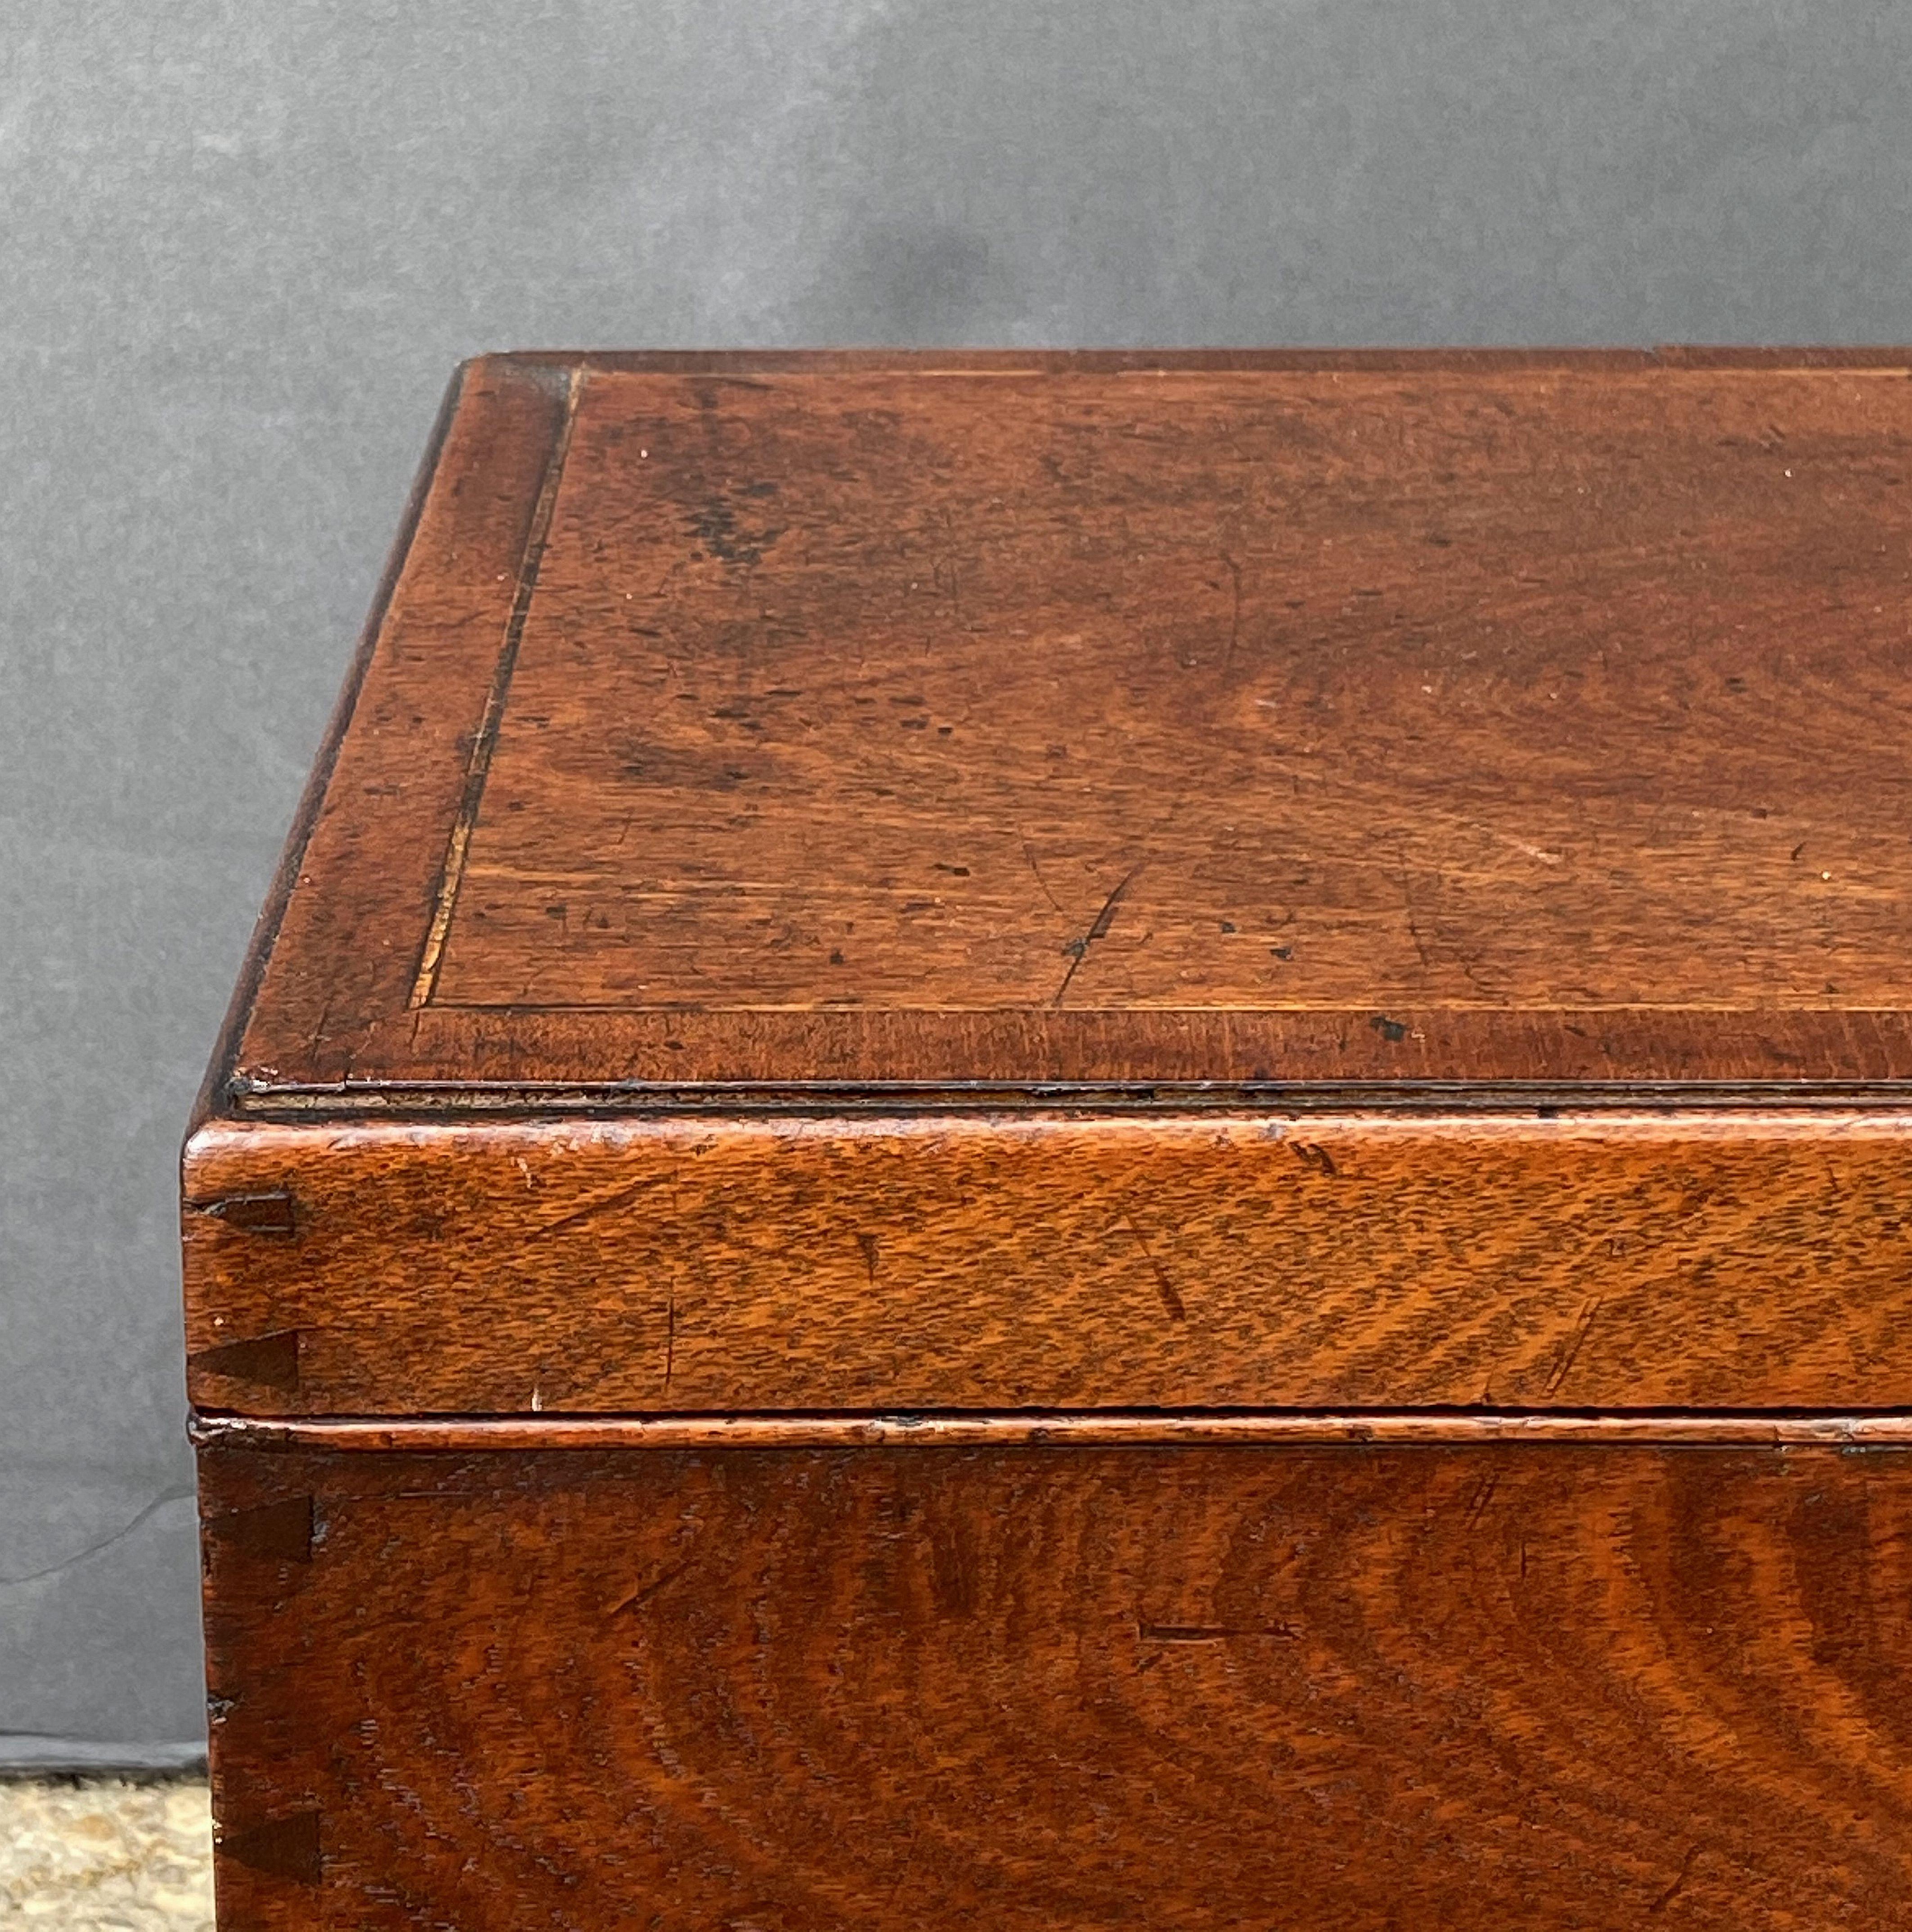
[409,365,586,1009]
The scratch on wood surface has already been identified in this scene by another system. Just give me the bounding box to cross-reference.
[1019,834,1064,913]
[1649,1843,1701,1915]
[933,553,962,625]
[528,1172,668,1240]
[1118,1215,1185,1322]
[1053,864,1144,1006]
[1546,1296,1605,1397]
[1395,839,1434,971]
[1463,1468,1502,1533]
[1468,819,1566,867]
[604,1557,694,1619]
[1137,1621,1302,1643]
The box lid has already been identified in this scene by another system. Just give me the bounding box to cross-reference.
[184,350,1912,1420]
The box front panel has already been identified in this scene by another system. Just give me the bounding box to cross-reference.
[200,1440,1912,1931]
[183,1112,1912,1417]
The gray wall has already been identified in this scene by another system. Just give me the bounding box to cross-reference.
[4,0,1909,1765]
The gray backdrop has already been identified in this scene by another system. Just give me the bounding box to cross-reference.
[4,0,1909,1766]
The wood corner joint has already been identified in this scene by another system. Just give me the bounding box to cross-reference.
[216,1808,323,1884]
[203,1493,315,1565]
[189,1329,301,1394]
[185,1189,297,1236]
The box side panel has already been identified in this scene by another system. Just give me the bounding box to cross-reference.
[185,1110,1912,1415]
[198,1439,1912,1931]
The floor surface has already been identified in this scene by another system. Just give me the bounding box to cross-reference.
[0,1778,213,1928]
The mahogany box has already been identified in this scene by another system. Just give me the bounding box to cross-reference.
[184,350,1912,1929]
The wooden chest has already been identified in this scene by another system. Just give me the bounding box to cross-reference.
[184,350,1912,1929]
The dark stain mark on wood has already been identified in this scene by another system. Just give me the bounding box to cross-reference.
[857,1232,881,1282]
[189,1329,300,1394]
[1369,1015,1409,1043]
[683,498,780,564]
[1289,1142,1338,1177]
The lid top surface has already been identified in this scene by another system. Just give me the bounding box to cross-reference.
[230,352,1912,1104]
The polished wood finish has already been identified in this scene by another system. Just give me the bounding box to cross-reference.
[200,1437,1912,1931]
[454,370,1908,1014]
[186,1108,1912,1416]
[219,349,1912,1097]
[191,352,1912,1930]
[185,350,1912,1415]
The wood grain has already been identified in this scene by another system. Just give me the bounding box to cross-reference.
[189,350,1912,1932]
[226,355,571,1097]
[184,1109,1912,1416]
[449,365,1912,1011]
[221,350,1912,1095]
[199,1438,1912,1931]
